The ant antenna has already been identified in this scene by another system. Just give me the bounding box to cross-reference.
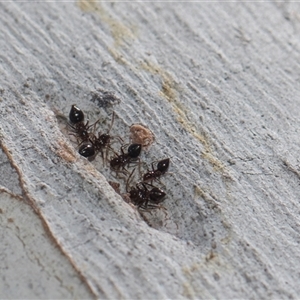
[108,111,115,133]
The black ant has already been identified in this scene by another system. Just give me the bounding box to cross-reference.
[142,158,170,183]
[126,169,166,210]
[68,104,98,144]
[78,112,122,159]
[110,143,142,175]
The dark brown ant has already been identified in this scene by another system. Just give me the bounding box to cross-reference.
[68,104,98,145]
[142,158,170,183]
[110,143,142,175]
[77,112,122,160]
[126,169,166,210]
[89,112,122,160]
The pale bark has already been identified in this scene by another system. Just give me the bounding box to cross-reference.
[1,2,300,299]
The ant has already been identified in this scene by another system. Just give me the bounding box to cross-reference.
[68,104,98,145]
[126,169,166,210]
[142,158,170,183]
[110,143,142,175]
[77,112,122,159]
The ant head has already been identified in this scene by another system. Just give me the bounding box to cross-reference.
[157,158,170,173]
[129,189,139,200]
[128,144,142,158]
[69,104,84,124]
[79,143,95,157]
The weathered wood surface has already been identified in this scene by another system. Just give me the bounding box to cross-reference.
[1,1,300,299]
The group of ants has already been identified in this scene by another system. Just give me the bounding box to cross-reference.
[68,104,170,211]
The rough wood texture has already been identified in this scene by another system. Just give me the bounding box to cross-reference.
[1,1,300,299]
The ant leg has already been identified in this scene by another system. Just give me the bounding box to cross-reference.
[126,168,136,193]
[111,164,129,179]
[120,143,129,155]
[139,199,150,210]
[68,123,76,131]
[105,144,115,163]
[68,124,79,139]
[99,148,105,166]
[140,203,166,213]
[141,181,158,189]
[111,135,124,145]
[147,161,157,184]
[121,165,130,176]
[160,205,168,217]
[145,159,160,170]
[135,157,141,176]
[108,111,115,133]
[127,158,142,176]
[156,178,166,186]
[106,112,124,144]
[76,138,87,148]
[94,119,101,131]
[88,119,100,135]
[104,146,109,166]
[115,169,129,180]
[151,161,156,172]
[136,157,142,175]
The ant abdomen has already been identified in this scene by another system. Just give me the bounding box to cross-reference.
[69,104,84,124]
[127,144,142,158]
[157,158,169,173]
[79,143,95,157]
[149,187,166,204]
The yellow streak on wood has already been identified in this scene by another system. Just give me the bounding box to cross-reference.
[56,139,77,163]
[141,61,226,174]
[77,0,138,48]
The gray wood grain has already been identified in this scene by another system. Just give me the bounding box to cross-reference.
[1,1,300,299]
